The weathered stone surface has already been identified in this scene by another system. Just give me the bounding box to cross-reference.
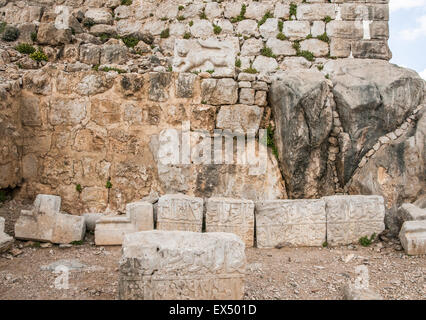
[300,39,329,57]
[85,8,113,25]
[173,38,236,77]
[241,38,263,56]
[283,21,310,40]
[324,59,425,185]
[156,194,203,232]
[190,19,214,38]
[343,284,383,300]
[252,56,278,74]
[266,38,296,56]
[201,78,238,105]
[95,201,154,245]
[83,213,103,232]
[15,195,85,244]
[216,105,262,134]
[205,197,255,247]
[259,18,278,39]
[255,199,326,248]
[352,40,392,60]
[176,73,197,98]
[100,44,128,64]
[36,23,72,46]
[399,221,426,255]
[0,217,13,253]
[269,70,333,198]
[79,44,100,65]
[323,195,385,246]
[398,203,426,226]
[118,231,245,300]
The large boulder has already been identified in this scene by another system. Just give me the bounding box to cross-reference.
[269,70,333,198]
[324,59,425,185]
[36,23,72,46]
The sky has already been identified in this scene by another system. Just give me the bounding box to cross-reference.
[389,0,426,79]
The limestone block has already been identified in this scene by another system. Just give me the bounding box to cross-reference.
[241,38,264,56]
[216,105,263,134]
[259,18,278,39]
[255,199,327,248]
[156,194,203,232]
[323,195,385,246]
[239,88,255,105]
[95,201,154,245]
[85,8,113,25]
[311,21,325,37]
[36,23,72,46]
[330,37,351,58]
[173,38,237,77]
[236,20,259,37]
[0,217,13,253]
[300,39,329,57]
[296,4,336,21]
[205,2,223,19]
[15,194,85,244]
[274,3,290,20]
[266,38,296,56]
[176,73,197,98]
[100,44,128,65]
[79,44,100,65]
[398,203,426,225]
[189,19,214,38]
[326,21,363,39]
[283,21,310,40]
[206,197,255,247]
[399,221,426,255]
[252,56,278,74]
[201,78,238,105]
[343,284,383,300]
[118,231,246,300]
[351,40,391,60]
[245,2,273,20]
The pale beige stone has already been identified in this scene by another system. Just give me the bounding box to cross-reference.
[323,195,385,246]
[399,221,426,255]
[95,201,154,245]
[15,195,85,244]
[156,194,204,232]
[0,217,13,253]
[119,231,245,300]
[255,199,327,248]
[205,197,255,247]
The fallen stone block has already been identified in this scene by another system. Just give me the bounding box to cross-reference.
[255,199,326,248]
[118,230,245,300]
[342,283,383,300]
[14,195,85,244]
[0,217,13,253]
[398,203,426,225]
[156,194,203,232]
[399,221,426,255]
[205,197,255,247]
[95,201,153,245]
[323,195,385,246]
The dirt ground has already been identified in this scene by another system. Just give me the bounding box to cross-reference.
[1,200,425,300]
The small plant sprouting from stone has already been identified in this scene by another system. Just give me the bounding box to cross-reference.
[0,190,6,203]
[213,24,222,35]
[325,73,330,79]
[258,11,273,27]
[121,0,132,5]
[29,49,48,62]
[323,16,332,23]
[32,241,41,248]
[122,36,139,48]
[83,18,95,28]
[243,65,258,74]
[199,9,207,20]
[292,41,300,52]
[106,179,113,189]
[160,28,170,38]
[298,50,314,62]
[322,241,328,248]
[261,46,276,58]
[201,100,207,104]
[306,34,313,39]
[15,43,36,54]
[231,4,246,23]
[235,58,241,68]
[188,20,194,27]
[317,64,324,71]
[206,69,214,74]
[0,21,6,34]
[76,184,82,193]
[160,17,168,21]
[289,3,297,19]
[177,15,185,21]
[267,125,279,159]
[168,65,173,72]
[100,66,126,74]
[31,31,37,42]
[178,5,184,11]
[183,32,191,39]
[359,233,376,247]
[317,32,330,43]
[2,25,20,42]
[278,20,284,32]
[276,32,287,41]
[70,240,84,245]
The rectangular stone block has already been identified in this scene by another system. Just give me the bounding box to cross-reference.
[296,4,336,21]
[399,221,426,255]
[205,197,255,247]
[119,231,245,300]
[255,199,326,248]
[351,40,391,60]
[95,201,154,245]
[0,217,13,253]
[323,195,385,246]
[15,194,86,244]
[326,21,363,39]
[156,194,203,232]
[283,21,311,39]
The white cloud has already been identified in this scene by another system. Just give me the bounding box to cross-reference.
[420,68,426,80]
[399,14,426,40]
[390,0,426,12]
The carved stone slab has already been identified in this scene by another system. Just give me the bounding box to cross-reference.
[118,230,245,300]
[14,194,85,244]
[205,197,255,247]
[95,201,154,245]
[173,38,237,77]
[323,195,385,246]
[255,199,326,248]
[399,221,426,255]
[156,194,204,232]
